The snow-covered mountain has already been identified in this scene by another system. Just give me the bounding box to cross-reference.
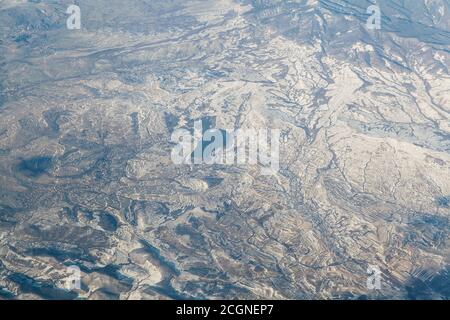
[0,0,449,299]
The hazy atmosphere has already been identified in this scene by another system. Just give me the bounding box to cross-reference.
[0,0,449,300]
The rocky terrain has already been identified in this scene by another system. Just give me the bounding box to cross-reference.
[0,0,449,299]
